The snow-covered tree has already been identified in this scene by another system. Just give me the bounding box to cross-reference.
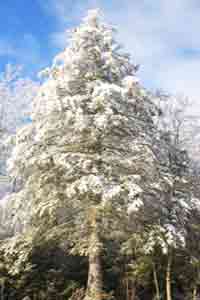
[143,97,194,300]
[4,10,173,299]
[118,91,197,300]
[156,92,200,164]
[0,64,38,197]
[0,64,38,133]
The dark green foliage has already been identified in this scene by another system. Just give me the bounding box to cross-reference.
[0,240,87,300]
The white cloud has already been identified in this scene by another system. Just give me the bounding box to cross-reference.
[0,34,47,74]
[155,56,200,113]
[38,0,99,25]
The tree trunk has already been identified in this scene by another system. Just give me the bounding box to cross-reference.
[130,281,136,300]
[153,262,160,300]
[166,252,172,300]
[126,277,129,300]
[0,279,5,300]
[84,209,103,300]
[192,285,197,300]
[125,277,136,300]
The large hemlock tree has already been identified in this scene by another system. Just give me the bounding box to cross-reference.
[4,10,169,300]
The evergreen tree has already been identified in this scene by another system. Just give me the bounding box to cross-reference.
[3,10,182,300]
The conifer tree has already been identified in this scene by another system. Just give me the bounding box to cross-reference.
[6,10,168,299]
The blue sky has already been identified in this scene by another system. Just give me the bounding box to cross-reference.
[0,1,57,75]
[1,0,200,110]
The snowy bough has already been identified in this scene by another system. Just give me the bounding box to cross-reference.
[0,10,184,300]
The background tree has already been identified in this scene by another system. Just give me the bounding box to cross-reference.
[0,64,38,197]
